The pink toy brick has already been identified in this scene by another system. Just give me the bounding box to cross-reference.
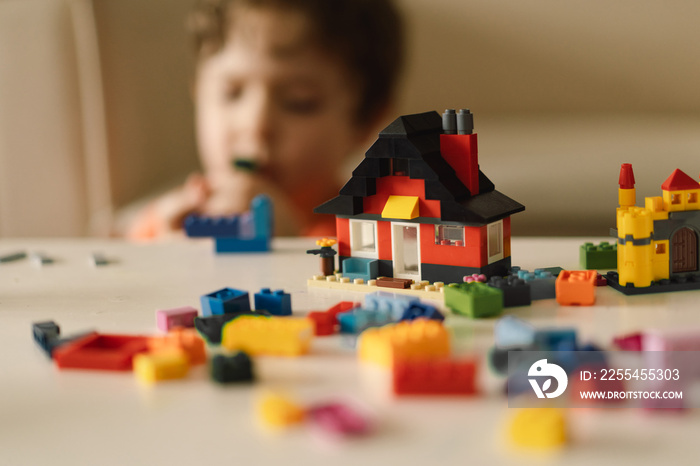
[156,306,198,332]
[463,274,487,283]
[308,402,371,436]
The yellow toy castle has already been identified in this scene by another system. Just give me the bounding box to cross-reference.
[609,163,700,294]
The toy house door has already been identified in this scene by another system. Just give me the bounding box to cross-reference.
[672,227,698,273]
[391,223,421,282]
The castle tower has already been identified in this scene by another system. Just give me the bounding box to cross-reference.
[616,163,654,287]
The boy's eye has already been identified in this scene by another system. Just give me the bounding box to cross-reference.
[224,84,243,101]
[280,97,322,115]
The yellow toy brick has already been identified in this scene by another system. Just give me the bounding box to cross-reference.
[509,408,567,450]
[381,195,419,219]
[358,319,449,368]
[221,315,313,356]
[256,392,306,429]
[133,350,189,385]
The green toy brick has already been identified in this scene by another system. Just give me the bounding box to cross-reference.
[444,282,504,318]
[580,242,617,270]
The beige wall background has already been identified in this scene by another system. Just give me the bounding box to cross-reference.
[0,0,698,237]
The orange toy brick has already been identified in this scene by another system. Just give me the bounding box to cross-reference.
[555,270,597,306]
[392,357,477,396]
[148,327,206,365]
[358,319,449,368]
[221,315,313,356]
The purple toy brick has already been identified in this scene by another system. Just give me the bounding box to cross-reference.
[156,306,198,332]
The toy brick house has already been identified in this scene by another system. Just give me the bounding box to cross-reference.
[314,109,525,284]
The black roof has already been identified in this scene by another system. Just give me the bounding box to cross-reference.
[314,111,524,225]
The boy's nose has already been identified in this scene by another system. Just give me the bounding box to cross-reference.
[230,90,274,169]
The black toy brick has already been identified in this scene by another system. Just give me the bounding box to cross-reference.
[487,276,532,308]
[211,352,255,384]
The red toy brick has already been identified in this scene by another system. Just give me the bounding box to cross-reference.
[307,312,336,336]
[325,301,360,322]
[440,133,479,195]
[613,332,644,351]
[336,218,351,257]
[363,176,441,218]
[661,168,700,191]
[53,333,150,371]
[377,220,393,260]
[307,301,360,336]
[619,163,635,189]
[392,358,477,396]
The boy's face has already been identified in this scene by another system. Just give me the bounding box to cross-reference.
[194,7,367,204]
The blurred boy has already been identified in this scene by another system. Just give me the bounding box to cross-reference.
[128,0,403,238]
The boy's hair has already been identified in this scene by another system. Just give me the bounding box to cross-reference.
[187,0,404,123]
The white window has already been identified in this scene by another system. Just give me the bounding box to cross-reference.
[487,220,504,263]
[350,220,378,258]
[434,225,465,246]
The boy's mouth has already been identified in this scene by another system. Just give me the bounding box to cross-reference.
[231,157,260,174]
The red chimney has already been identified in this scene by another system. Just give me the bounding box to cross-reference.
[439,109,479,196]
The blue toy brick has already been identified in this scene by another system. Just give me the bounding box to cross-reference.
[184,194,273,254]
[364,291,418,320]
[494,315,536,349]
[342,257,379,282]
[534,328,577,352]
[399,302,444,322]
[487,276,531,307]
[337,308,393,334]
[251,194,273,239]
[184,215,241,237]
[254,288,292,316]
[200,288,250,317]
[516,268,556,300]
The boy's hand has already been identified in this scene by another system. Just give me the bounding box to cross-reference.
[203,171,304,236]
[127,173,211,240]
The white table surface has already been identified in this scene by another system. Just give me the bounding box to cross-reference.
[2,237,700,466]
